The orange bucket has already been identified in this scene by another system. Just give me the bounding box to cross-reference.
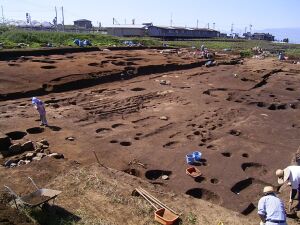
[154,208,179,225]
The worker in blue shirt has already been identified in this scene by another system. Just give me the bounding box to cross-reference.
[257,186,287,225]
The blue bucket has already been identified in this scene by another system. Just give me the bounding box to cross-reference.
[193,151,202,161]
[186,154,195,164]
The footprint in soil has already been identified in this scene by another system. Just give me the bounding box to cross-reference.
[130,87,146,92]
[221,152,231,157]
[210,178,220,184]
[229,129,241,136]
[88,63,100,67]
[41,65,56,69]
[120,141,132,147]
[242,153,249,158]
[163,141,180,149]
[8,63,20,67]
[111,123,124,128]
[96,128,112,134]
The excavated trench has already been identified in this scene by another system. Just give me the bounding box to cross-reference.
[0,60,208,101]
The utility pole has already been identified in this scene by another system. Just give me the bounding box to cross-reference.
[170,13,173,27]
[54,6,58,31]
[61,6,65,32]
[207,23,209,29]
[231,23,234,36]
[244,26,247,34]
[213,22,215,30]
[249,24,253,34]
[196,19,198,29]
[1,5,4,24]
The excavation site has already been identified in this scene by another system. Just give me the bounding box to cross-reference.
[0,47,300,224]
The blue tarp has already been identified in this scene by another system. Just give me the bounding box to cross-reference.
[73,39,92,47]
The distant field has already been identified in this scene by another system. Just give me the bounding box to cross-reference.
[1,27,300,58]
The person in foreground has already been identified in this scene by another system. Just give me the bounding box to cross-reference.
[31,97,48,126]
[258,186,287,225]
[276,166,300,210]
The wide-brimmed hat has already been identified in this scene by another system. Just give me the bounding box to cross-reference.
[263,186,274,194]
[276,168,290,185]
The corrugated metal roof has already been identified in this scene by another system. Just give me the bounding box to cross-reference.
[149,25,217,32]
[105,24,146,29]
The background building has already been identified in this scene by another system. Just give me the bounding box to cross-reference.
[105,25,146,37]
[146,26,220,39]
[74,19,92,29]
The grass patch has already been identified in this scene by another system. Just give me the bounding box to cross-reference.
[0,29,120,49]
[240,50,253,58]
[286,48,300,59]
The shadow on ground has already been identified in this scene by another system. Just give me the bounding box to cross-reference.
[28,204,81,225]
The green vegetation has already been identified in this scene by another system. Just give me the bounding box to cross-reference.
[0,26,300,59]
[240,50,253,58]
[0,28,120,49]
[186,212,197,224]
[286,48,300,59]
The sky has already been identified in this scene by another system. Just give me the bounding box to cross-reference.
[0,0,299,33]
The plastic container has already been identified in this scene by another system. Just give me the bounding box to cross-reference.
[154,208,179,225]
[186,166,202,178]
[192,151,202,161]
[186,154,194,164]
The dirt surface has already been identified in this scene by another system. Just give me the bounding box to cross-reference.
[0,203,34,225]
[0,48,300,224]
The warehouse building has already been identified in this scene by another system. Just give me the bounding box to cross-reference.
[146,26,220,39]
[105,25,146,37]
[104,24,220,39]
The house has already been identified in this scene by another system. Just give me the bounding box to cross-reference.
[74,19,93,29]
[105,25,146,37]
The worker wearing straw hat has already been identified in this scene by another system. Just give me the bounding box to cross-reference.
[258,186,287,225]
[276,166,300,210]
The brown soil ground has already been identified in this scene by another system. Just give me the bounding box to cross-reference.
[0,48,300,224]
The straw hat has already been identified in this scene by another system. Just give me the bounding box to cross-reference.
[276,168,290,185]
[263,186,274,194]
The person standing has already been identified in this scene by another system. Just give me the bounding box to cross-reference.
[257,186,287,225]
[31,97,48,126]
[276,166,300,210]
